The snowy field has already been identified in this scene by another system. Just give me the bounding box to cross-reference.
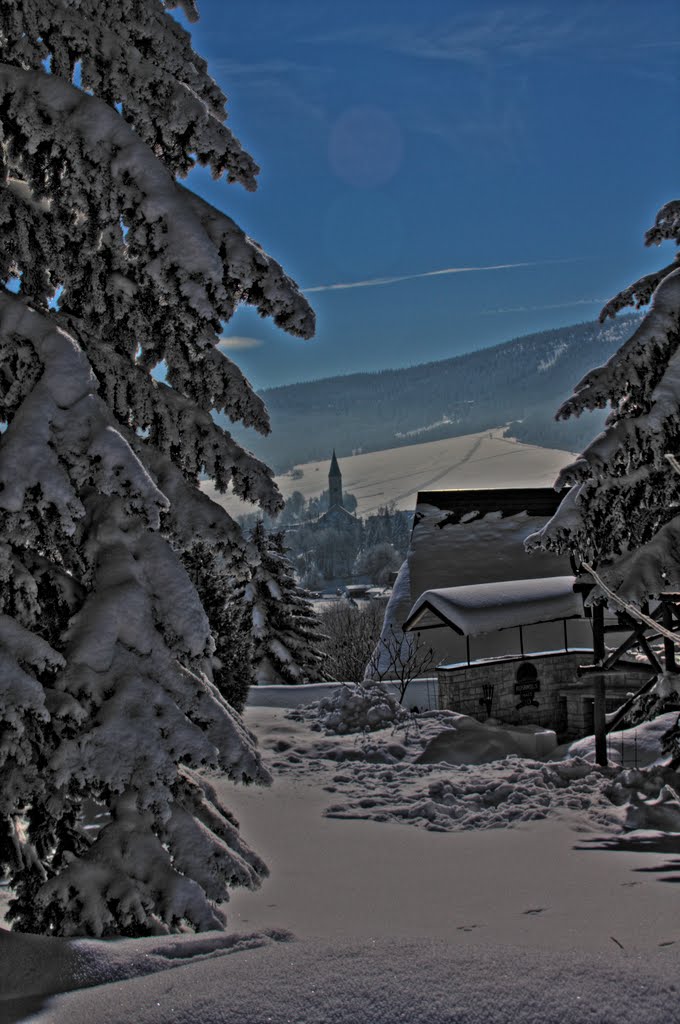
[201,429,575,519]
[2,691,680,1024]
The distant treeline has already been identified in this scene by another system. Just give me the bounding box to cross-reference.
[221,315,640,472]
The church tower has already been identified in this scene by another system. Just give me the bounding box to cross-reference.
[328,450,344,509]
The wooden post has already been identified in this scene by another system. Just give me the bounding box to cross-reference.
[592,604,607,766]
[662,601,678,673]
[593,603,605,663]
[593,677,607,766]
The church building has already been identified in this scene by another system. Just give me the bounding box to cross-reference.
[328,449,343,509]
[316,451,361,531]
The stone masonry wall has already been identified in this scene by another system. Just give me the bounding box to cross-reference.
[437,651,645,739]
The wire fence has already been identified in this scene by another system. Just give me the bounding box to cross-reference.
[606,727,640,768]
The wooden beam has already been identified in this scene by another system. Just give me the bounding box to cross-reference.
[602,624,655,635]
[662,602,680,673]
[600,631,655,670]
[578,661,656,677]
[605,674,658,734]
[637,635,664,673]
[582,560,680,650]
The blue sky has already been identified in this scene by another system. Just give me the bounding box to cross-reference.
[180,1,679,390]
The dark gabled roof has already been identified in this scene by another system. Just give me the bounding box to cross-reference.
[318,504,359,525]
[414,487,565,528]
[329,449,341,478]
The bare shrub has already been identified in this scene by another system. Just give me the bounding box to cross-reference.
[318,600,386,682]
[366,625,436,704]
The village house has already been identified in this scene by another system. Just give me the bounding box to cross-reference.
[380,488,656,742]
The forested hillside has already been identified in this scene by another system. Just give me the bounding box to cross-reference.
[224,315,640,472]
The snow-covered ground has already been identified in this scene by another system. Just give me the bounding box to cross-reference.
[2,698,680,1023]
[202,428,575,519]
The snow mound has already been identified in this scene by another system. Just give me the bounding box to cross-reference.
[0,926,293,1004]
[416,719,528,765]
[607,766,680,831]
[293,683,411,734]
[324,756,620,831]
[2,933,678,1024]
[563,711,679,767]
[325,755,680,835]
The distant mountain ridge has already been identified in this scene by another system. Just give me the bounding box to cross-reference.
[224,315,641,473]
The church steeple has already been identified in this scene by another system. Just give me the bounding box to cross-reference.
[328,450,344,509]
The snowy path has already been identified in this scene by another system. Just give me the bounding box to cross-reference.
[2,706,680,1023]
[223,709,680,955]
[379,436,485,512]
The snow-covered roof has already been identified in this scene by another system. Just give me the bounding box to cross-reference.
[403,575,583,636]
[415,486,566,524]
[316,504,360,526]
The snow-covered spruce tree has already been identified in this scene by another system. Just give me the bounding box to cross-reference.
[242,522,328,685]
[527,199,680,600]
[0,2,314,935]
[182,542,255,714]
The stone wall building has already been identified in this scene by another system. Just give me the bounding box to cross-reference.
[378,487,645,741]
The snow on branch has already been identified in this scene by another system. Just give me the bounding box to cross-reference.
[581,559,680,646]
[138,445,252,550]
[3,2,236,148]
[599,260,680,322]
[0,77,313,435]
[182,187,315,340]
[42,3,258,184]
[0,614,64,675]
[645,200,680,247]
[0,182,276,433]
[0,63,221,305]
[0,293,170,533]
[80,335,279,503]
[0,65,304,332]
[557,269,680,420]
[598,200,679,320]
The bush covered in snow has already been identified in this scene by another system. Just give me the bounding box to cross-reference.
[307,683,411,734]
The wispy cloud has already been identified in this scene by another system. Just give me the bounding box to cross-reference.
[481,298,605,315]
[213,59,318,76]
[210,57,329,123]
[217,335,263,351]
[306,10,588,66]
[407,84,529,160]
[304,259,572,295]
[306,8,679,69]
